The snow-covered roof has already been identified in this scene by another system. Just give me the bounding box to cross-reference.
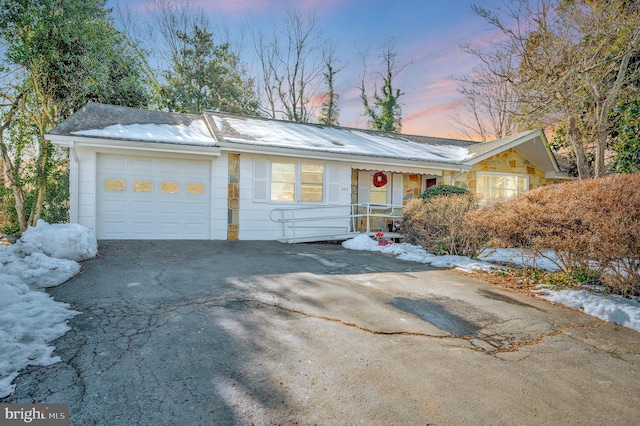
[48,102,216,146]
[204,111,475,164]
[47,103,564,174]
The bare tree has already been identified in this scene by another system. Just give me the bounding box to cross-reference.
[471,0,640,178]
[252,9,325,122]
[453,44,521,141]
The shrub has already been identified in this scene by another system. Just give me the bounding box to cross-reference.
[418,184,470,201]
[403,193,482,257]
[468,174,640,295]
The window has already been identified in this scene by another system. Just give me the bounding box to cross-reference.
[270,162,324,203]
[161,182,179,193]
[134,180,153,192]
[476,173,528,204]
[271,162,296,201]
[105,179,125,191]
[301,164,324,202]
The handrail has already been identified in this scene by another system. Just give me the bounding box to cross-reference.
[269,203,404,242]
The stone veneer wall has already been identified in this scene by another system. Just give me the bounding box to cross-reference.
[444,148,562,192]
[228,153,240,240]
[403,174,423,204]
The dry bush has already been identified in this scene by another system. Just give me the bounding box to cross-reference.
[402,194,482,257]
[468,174,640,295]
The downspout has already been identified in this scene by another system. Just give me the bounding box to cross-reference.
[452,169,466,186]
[69,140,79,223]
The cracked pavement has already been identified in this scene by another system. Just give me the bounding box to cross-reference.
[2,240,640,425]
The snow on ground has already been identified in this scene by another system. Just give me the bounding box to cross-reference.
[343,234,640,333]
[0,220,97,398]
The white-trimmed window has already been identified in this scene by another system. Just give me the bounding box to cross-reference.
[271,162,296,201]
[300,164,324,202]
[476,173,528,204]
[269,161,324,203]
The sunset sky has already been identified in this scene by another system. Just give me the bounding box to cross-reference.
[113,0,493,139]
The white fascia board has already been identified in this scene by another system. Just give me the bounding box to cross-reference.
[46,134,221,157]
[545,171,575,180]
[216,140,467,173]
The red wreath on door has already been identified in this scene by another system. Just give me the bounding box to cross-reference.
[373,171,388,187]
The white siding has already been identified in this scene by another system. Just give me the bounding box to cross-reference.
[74,147,97,233]
[238,154,352,240]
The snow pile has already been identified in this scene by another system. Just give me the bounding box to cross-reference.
[342,234,640,332]
[342,234,495,273]
[20,219,98,261]
[478,248,562,271]
[539,290,640,332]
[0,221,95,398]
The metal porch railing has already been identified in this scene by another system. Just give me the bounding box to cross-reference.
[269,203,404,243]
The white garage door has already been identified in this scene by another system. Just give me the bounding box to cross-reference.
[96,154,212,239]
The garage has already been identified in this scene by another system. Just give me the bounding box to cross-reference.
[96,154,212,239]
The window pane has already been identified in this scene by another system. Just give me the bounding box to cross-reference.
[504,176,517,190]
[517,177,527,191]
[271,182,295,201]
[161,182,179,193]
[301,164,324,202]
[475,176,490,204]
[271,163,296,201]
[301,164,324,184]
[105,179,125,191]
[134,180,153,192]
[272,163,295,182]
[476,173,528,204]
[301,185,323,202]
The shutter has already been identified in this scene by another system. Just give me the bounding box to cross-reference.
[357,170,370,204]
[339,167,352,204]
[253,159,269,202]
[326,164,341,204]
[392,173,403,206]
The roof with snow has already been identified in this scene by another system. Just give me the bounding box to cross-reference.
[47,102,564,174]
[203,111,475,164]
[49,102,215,146]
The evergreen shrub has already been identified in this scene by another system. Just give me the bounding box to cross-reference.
[418,184,470,201]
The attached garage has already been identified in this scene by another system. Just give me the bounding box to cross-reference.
[96,154,212,239]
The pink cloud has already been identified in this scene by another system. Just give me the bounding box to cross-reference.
[188,0,270,12]
[186,0,343,14]
[405,99,465,123]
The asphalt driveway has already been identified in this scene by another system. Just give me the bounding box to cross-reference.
[3,240,640,425]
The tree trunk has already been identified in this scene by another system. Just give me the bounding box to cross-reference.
[567,114,592,179]
[0,142,28,232]
[31,137,51,226]
[594,107,608,178]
